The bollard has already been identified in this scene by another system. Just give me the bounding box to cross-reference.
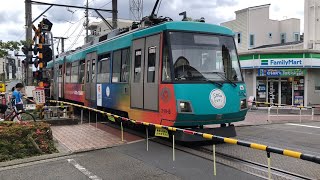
[146,127,149,151]
[312,107,314,121]
[173,135,175,161]
[299,108,302,123]
[96,113,98,129]
[213,144,216,176]
[267,152,271,180]
[267,107,270,122]
[276,106,279,117]
[121,122,124,142]
[81,109,83,124]
[89,111,91,125]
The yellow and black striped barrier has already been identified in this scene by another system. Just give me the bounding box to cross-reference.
[49,100,320,165]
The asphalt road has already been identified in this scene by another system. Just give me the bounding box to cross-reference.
[0,141,262,180]
[236,121,320,156]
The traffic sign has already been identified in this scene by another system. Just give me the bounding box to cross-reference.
[32,89,46,104]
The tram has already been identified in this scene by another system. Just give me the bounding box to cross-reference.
[46,2,248,140]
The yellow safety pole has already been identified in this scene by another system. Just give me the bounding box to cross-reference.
[121,122,124,142]
[213,144,216,176]
[267,152,271,180]
[173,135,175,161]
[146,127,149,151]
[95,113,98,129]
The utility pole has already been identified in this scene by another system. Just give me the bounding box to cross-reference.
[112,0,118,29]
[85,0,89,43]
[25,0,33,85]
[54,37,67,53]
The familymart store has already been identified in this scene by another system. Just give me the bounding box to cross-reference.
[239,50,320,107]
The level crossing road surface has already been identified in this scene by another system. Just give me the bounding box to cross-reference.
[203,121,320,179]
[0,141,262,180]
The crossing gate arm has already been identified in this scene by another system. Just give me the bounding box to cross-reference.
[49,100,320,165]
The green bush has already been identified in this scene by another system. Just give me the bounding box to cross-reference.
[0,121,58,162]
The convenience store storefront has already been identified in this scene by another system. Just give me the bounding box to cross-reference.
[239,51,320,107]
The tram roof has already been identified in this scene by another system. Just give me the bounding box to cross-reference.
[47,21,234,68]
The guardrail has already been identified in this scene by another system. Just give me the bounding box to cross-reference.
[268,106,314,123]
[49,100,320,179]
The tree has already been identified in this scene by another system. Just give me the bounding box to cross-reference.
[0,40,24,58]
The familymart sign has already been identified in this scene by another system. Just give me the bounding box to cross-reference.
[260,59,303,66]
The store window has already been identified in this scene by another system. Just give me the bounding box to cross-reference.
[249,34,255,47]
[293,76,304,106]
[281,33,286,44]
[256,77,267,105]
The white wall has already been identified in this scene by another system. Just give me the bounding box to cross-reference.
[304,0,320,50]
[279,18,300,43]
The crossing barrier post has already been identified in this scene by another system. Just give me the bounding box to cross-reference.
[267,152,271,180]
[267,107,271,122]
[121,122,124,142]
[146,127,149,151]
[312,107,314,120]
[299,107,302,123]
[96,113,98,129]
[81,109,83,124]
[276,105,279,117]
[173,135,175,161]
[89,111,91,125]
[213,144,216,176]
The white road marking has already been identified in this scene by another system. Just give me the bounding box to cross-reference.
[67,159,102,180]
[285,123,320,129]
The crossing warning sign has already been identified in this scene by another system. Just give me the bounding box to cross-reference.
[155,128,169,138]
[32,89,46,104]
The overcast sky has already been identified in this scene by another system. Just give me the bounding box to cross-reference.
[0,0,304,53]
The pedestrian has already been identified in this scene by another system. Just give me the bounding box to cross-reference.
[12,83,25,112]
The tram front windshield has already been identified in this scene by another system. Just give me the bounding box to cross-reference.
[168,32,243,82]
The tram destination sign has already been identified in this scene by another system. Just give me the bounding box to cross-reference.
[258,69,306,77]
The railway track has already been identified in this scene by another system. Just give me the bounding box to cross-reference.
[76,112,315,180]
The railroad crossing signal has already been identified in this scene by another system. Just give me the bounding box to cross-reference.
[31,18,53,87]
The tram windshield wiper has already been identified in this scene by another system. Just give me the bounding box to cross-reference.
[202,72,237,87]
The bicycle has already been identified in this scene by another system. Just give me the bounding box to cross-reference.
[2,105,36,122]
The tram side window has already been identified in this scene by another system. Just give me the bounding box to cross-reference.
[134,50,142,83]
[58,66,62,83]
[162,42,171,82]
[79,60,85,83]
[120,48,130,82]
[86,61,90,82]
[71,61,79,83]
[112,50,121,82]
[147,47,156,83]
[92,60,96,81]
[97,53,110,83]
[65,63,71,83]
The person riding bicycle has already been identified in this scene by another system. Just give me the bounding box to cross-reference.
[11,83,25,112]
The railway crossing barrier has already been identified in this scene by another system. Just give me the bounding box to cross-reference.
[49,100,320,179]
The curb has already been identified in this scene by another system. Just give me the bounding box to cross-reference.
[0,152,72,168]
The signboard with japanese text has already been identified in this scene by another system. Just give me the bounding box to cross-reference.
[32,89,46,104]
[258,69,306,77]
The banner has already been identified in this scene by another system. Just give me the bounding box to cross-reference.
[258,69,306,77]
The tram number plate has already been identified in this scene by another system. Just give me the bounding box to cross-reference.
[155,128,169,138]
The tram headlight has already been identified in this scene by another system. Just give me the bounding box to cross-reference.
[240,99,247,109]
[178,101,193,113]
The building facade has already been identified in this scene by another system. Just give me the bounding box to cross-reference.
[223,1,320,106]
[221,4,301,52]
[240,50,320,106]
